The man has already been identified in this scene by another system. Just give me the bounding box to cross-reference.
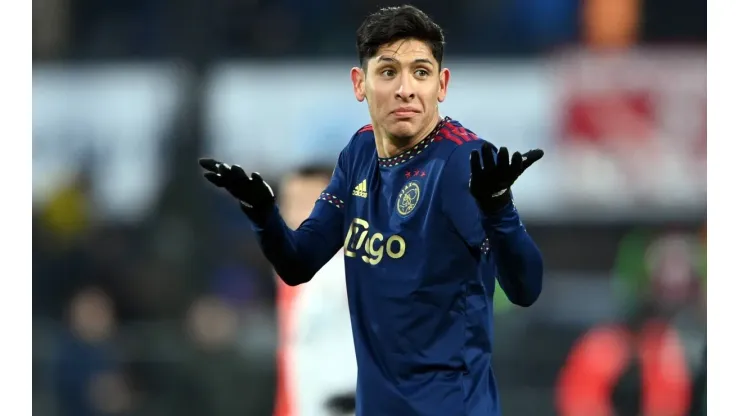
[200,5,544,415]
[274,166,356,416]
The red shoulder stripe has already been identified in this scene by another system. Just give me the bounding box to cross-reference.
[440,128,462,145]
[449,124,479,142]
[439,122,481,145]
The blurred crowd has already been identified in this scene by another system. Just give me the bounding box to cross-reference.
[33,0,706,59]
[33,173,281,416]
[33,0,706,415]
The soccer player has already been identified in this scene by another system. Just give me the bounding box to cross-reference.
[199,5,544,415]
[273,165,357,416]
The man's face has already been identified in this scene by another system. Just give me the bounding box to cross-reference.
[280,174,330,229]
[352,39,450,140]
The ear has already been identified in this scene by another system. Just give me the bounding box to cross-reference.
[350,67,366,102]
[437,68,450,103]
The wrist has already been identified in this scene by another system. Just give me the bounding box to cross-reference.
[239,200,275,226]
[480,188,512,214]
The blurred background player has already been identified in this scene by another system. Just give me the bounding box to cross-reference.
[54,287,133,416]
[555,227,706,416]
[274,165,357,416]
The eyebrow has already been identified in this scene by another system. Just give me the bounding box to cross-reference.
[376,56,435,66]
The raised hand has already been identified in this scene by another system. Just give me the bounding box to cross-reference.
[469,143,543,213]
[199,158,275,222]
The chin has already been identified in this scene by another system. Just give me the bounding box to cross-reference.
[387,120,420,140]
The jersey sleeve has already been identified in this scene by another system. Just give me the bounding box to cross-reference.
[441,140,544,306]
[318,154,350,213]
[440,141,487,249]
[252,150,349,286]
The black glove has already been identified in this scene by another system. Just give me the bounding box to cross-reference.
[199,158,275,224]
[469,143,544,213]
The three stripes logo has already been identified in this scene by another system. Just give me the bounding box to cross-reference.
[352,179,368,198]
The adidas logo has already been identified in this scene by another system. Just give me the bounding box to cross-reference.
[352,179,368,198]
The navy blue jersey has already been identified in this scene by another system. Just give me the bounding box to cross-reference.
[253,117,543,416]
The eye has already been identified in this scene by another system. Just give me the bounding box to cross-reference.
[415,69,430,78]
[381,69,396,77]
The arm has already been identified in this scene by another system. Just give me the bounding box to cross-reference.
[251,155,349,286]
[442,141,543,306]
[480,198,543,306]
[200,150,349,286]
[251,200,344,286]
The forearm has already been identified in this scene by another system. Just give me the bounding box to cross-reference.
[251,204,343,286]
[482,202,543,307]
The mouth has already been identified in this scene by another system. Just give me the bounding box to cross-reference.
[391,108,421,118]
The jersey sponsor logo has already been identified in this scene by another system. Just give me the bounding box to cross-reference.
[396,180,421,217]
[352,179,368,198]
[343,218,406,265]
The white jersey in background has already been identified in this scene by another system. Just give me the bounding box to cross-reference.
[275,253,356,416]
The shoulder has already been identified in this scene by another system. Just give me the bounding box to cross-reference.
[437,119,495,173]
[339,123,376,161]
[352,123,376,149]
[355,123,374,136]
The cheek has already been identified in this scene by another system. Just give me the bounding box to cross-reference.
[421,90,440,108]
[367,89,389,110]
[427,82,442,99]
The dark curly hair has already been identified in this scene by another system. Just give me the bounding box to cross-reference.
[356,5,445,69]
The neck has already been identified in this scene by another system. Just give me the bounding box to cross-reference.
[374,113,441,159]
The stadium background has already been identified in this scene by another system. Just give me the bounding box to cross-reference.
[32,0,706,415]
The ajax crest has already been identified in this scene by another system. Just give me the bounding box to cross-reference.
[396,181,421,217]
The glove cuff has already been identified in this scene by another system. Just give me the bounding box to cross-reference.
[479,188,512,214]
[239,201,274,227]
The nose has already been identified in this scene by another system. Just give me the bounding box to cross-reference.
[395,75,415,101]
